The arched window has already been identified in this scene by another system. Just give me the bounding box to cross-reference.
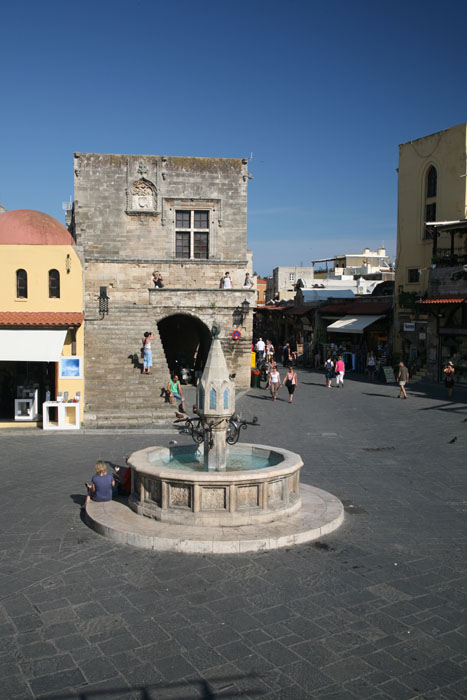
[49,269,60,298]
[16,269,27,298]
[427,166,437,198]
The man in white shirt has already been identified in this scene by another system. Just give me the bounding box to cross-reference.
[255,337,265,363]
[221,272,232,289]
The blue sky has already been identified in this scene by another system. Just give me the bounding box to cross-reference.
[1,0,467,276]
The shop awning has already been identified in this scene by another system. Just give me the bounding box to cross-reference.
[417,297,466,304]
[327,315,384,334]
[0,330,67,361]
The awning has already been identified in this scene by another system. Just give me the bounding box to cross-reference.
[327,315,384,334]
[417,297,465,304]
[0,330,67,361]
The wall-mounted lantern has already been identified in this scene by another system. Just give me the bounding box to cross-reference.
[240,299,250,324]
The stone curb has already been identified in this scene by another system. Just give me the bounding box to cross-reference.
[84,483,344,554]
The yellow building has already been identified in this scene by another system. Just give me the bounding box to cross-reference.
[394,123,467,364]
[0,209,84,424]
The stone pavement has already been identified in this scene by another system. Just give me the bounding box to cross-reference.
[1,369,466,699]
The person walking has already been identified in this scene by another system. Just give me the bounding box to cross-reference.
[324,355,334,388]
[367,351,376,380]
[443,361,455,399]
[396,361,409,399]
[284,366,298,403]
[141,331,155,374]
[255,337,265,364]
[335,355,345,388]
[268,365,281,402]
[282,342,292,367]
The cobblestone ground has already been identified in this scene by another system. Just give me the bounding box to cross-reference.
[1,369,466,699]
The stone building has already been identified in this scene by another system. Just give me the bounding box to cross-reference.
[71,153,254,426]
[394,123,467,367]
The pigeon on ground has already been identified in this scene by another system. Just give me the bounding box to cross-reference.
[449,437,457,444]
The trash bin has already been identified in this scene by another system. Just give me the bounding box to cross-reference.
[251,369,261,388]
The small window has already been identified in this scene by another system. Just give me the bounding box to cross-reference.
[408,268,420,284]
[425,202,436,223]
[48,269,60,298]
[194,211,209,228]
[176,211,190,228]
[427,166,437,198]
[289,272,295,282]
[176,232,190,258]
[194,232,208,259]
[16,269,27,298]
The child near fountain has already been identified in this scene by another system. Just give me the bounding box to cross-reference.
[82,461,115,509]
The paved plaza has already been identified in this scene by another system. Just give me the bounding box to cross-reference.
[1,369,466,699]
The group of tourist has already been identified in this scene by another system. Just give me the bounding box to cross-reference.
[323,355,346,388]
[219,271,255,289]
[266,364,298,403]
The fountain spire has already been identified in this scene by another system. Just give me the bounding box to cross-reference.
[196,324,235,471]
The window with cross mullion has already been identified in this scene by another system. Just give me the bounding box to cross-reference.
[175,210,209,259]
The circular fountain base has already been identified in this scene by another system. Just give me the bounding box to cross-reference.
[85,483,344,553]
[84,442,344,553]
[128,443,304,527]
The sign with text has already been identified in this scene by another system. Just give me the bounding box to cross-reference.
[383,366,396,383]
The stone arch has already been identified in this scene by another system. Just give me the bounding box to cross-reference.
[157,313,211,381]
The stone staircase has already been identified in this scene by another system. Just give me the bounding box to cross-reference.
[409,361,427,383]
[83,307,177,427]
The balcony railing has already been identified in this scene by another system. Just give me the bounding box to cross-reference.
[433,247,467,267]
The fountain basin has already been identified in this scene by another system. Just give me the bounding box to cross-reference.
[128,443,303,527]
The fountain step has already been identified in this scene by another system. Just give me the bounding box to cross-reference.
[84,484,344,554]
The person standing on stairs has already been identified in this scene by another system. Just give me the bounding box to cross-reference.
[142,331,155,375]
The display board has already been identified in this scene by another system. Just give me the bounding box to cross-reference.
[383,366,395,383]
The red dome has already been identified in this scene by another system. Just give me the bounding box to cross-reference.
[0,209,75,245]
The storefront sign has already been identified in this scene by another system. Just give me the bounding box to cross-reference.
[403,322,416,331]
[383,366,396,383]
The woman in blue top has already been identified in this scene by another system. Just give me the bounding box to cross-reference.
[83,461,115,509]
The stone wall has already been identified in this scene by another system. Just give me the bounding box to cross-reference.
[73,152,254,425]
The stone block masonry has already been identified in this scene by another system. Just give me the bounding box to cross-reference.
[72,152,254,425]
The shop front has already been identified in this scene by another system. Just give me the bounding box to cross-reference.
[0,316,84,425]
[439,329,467,385]
[325,314,392,373]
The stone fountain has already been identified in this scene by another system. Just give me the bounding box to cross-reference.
[85,325,344,552]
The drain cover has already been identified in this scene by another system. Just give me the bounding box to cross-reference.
[341,500,368,514]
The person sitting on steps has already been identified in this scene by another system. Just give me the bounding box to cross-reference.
[167,374,186,413]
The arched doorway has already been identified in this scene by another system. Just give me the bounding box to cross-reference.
[157,314,211,383]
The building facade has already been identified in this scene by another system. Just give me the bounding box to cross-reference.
[0,209,84,423]
[394,123,467,368]
[71,153,254,426]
